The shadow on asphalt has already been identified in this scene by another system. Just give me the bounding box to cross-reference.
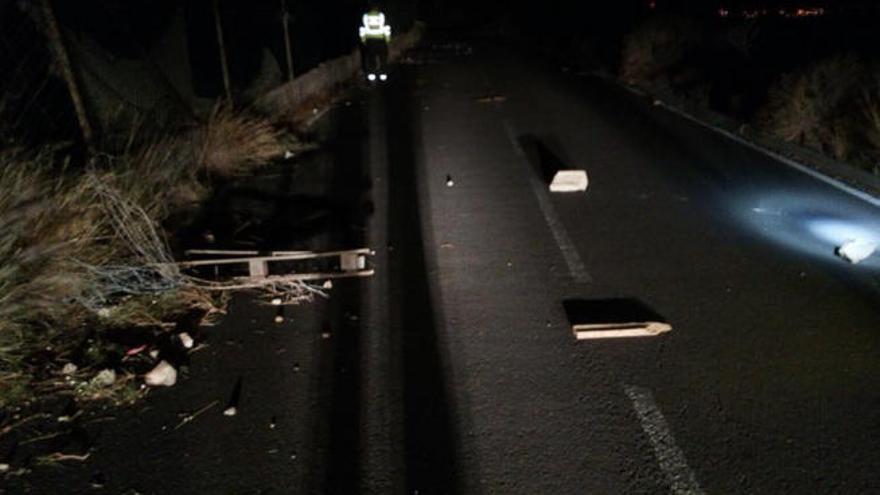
[518,134,573,184]
[316,92,369,494]
[384,74,463,493]
[563,298,668,327]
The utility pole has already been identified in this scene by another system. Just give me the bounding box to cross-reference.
[281,0,294,81]
[212,0,232,101]
[40,0,93,149]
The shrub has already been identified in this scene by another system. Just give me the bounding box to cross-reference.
[620,16,701,84]
[0,106,293,408]
[756,55,864,154]
[864,85,880,174]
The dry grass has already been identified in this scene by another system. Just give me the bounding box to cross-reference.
[755,55,880,174]
[0,151,104,403]
[198,105,285,178]
[0,106,294,408]
[757,55,862,151]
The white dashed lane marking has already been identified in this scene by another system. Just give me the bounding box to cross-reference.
[501,119,593,284]
[625,385,704,495]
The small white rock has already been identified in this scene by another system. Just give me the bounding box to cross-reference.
[178,332,194,349]
[0,463,9,472]
[836,239,878,264]
[284,150,295,160]
[62,363,78,375]
[322,280,333,290]
[92,369,116,387]
[149,350,160,360]
[274,315,284,324]
[223,407,237,417]
[144,360,177,387]
[271,298,283,306]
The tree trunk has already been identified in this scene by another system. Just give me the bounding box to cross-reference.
[212,0,232,101]
[40,0,93,148]
[281,0,294,81]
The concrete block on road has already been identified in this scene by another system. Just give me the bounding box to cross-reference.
[550,170,589,193]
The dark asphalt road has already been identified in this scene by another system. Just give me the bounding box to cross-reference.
[8,37,880,494]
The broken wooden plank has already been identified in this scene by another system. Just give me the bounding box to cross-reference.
[573,321,671,340]
[563,298,671,340]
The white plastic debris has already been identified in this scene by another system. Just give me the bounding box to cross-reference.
[92,369,116,387]
[145,361,177,387]
[549,170,589,193]
[322,280,333,290]
[178,332,194,349]
[223,407,237,417]
[836,239,878,264]
[62,363,78,375]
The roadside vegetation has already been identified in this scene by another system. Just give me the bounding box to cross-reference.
[0,105,294,412]
[617,13,880,176]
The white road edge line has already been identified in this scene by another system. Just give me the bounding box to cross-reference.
[625,385,704,495]
[501,119,593,283]
[655,100,880,209]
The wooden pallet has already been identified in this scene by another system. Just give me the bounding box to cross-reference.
[179,248,374,281]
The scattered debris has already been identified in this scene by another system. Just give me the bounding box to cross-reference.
[90,471,106,489]
[549,170,589,193]
[223,406,237,417]
[174,400,219,430]
[91,369,116,387]
[477,94,507,104]
[61,363,78,375]
[836,239,878,264]
[178,332,194,349]
[125,345,147,357]
[144,361,177,387]
[36,452,91,464]
[446,174,454,187]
